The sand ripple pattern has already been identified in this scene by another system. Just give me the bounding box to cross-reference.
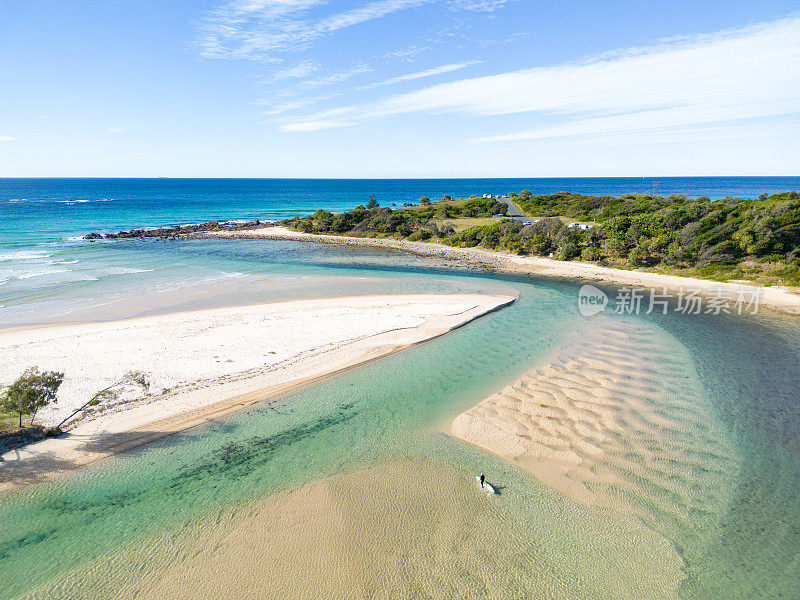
[451,316,739,535]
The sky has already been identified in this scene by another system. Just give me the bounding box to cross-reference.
[0,0,798,177]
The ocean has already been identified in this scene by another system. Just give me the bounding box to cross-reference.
[0,177,799,598]
[2,176,798,327]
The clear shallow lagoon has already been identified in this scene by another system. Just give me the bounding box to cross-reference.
[1,178,799,598]
[0,246,798,599]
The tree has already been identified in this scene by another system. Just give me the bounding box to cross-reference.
[1,367,64,427]
[557,241,579,260]
[519,189,532,197]
[312,209,333,231]
[367,194,378,209]
[419,196,431,205]
[628,245,650,266]
[58,370,149,429]
[581,246,603,261]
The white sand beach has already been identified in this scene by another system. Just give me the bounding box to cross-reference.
[203,226,800,314]
[449,316,739,527]
[0,293,514,488]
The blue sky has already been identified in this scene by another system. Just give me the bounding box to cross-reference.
[1,0,798,177]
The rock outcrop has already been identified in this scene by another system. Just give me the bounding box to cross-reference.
[84,220,273,240]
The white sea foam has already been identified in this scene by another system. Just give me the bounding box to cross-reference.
[104,267,156,275]
[16,268,70,280]
[0,250,52,261]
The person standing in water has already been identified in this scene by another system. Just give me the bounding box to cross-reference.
[480,472,485,488]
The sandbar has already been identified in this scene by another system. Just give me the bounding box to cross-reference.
[0,293,514,489]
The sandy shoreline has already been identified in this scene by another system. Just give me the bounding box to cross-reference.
[448,316,738,524]
[0,293,514,490]
[200,226,800,315]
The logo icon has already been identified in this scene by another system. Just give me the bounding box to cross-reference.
[578,285,608,316]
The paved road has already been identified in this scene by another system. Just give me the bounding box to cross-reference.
[501,198,529,222]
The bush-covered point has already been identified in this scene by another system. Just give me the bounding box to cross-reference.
[283,190,800,285]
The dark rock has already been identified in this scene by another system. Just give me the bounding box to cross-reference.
[84,219,272,240]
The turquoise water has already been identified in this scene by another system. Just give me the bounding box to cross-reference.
[0,247,798,598]
[1,178,799,597]
[2,176,799,326]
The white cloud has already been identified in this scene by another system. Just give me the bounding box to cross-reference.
[449,0,510,12]
[197,0,429,60]
[270,60,319,80]
[107,128,126,133]
[196,0,323,59]
[315,0,428,33]
[357,61,479,90]
[0,136,15,142]
[382,45,431,61]
[292,63,374,92]
[257,94,337,115]
[279,15,800,144]
[283,118,355,132]
[479,31,525,46]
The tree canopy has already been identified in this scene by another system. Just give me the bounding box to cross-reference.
[1,367,64,427]
[283,190,800,285]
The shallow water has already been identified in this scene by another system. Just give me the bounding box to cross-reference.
[1,238,798,598]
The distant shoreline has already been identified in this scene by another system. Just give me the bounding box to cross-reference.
[198,226,800,315]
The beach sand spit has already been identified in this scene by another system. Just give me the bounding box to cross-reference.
[0,293,513,489]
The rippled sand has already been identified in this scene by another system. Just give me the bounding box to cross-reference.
[24,461,685,600]
[10,316,746,599]
[450,316,740,535]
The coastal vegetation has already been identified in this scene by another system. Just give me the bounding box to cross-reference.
[288,196,508,241]
[0,367,63,428]
[0,367,64,452]
[283,191,800,285]
[56,370,150,429]
[0,367,151,454]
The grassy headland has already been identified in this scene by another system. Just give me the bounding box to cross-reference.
[283,191,800,286]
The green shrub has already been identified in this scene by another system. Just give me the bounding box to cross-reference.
[407,229,432,241]
[284,188,800,283]
[581,247,603,261]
